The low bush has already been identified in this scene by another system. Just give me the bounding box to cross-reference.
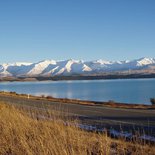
[150,98,155,105]
[46,95,54,99]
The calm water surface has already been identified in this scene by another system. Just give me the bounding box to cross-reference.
[0,78,155,105]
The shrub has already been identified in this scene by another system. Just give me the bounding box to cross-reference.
[46,95,54,99]
[150,98,155,105]
[10,91,17,95]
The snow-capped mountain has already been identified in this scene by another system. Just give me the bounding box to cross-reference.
[0,58,155,77]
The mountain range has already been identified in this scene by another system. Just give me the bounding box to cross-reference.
[1,57,155,78]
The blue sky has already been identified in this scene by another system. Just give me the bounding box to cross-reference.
[0,0,155,63]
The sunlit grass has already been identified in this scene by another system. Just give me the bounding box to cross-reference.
[0,102,154,155]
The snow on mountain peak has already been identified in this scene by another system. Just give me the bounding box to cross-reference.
[82,64,92,72]
[136,57,155,66]
[95,59,111,64]
[0,58,155,77]
[27,60,56,75]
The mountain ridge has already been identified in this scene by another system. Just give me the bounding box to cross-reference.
[0,57,155,78]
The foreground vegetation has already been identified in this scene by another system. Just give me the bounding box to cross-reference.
[0,102,155,155]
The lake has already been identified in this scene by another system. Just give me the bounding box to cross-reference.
[0,78,155,105]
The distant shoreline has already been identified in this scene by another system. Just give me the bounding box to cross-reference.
[1,73,155,82]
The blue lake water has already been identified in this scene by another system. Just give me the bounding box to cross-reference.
[0,78,155,105]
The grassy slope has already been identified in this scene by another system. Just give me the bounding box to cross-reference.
[0,102,155,155]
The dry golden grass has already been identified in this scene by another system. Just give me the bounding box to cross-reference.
[0,102,155,155]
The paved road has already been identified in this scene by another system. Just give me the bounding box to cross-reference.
[0,94,155,135]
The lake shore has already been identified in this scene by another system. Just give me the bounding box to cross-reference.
[1,73,155,82]
[0,91,154,109]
